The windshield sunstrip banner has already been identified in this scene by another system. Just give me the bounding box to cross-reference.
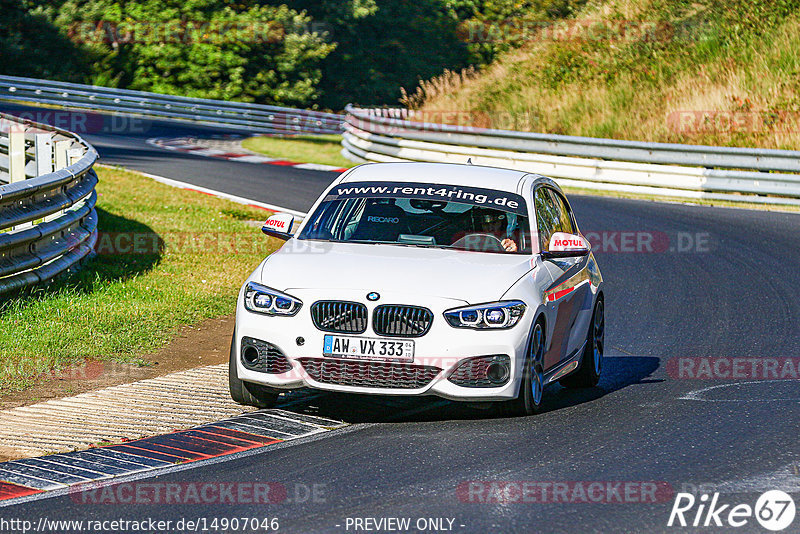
[326,182,528,216]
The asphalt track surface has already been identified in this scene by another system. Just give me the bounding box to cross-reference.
[2,103,800,533]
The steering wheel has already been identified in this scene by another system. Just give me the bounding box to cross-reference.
[451,233,505,252]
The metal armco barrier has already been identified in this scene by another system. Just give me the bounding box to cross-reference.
[0,75,344,135]
[342,106,800,205]
[0,112,98,295]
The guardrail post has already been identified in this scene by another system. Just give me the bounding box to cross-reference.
[68,148,83,166]
[11,130,36,230]
[50,147,87,222]
[8,130,26,183]
[35,133,54,176]
[55,140,70,170]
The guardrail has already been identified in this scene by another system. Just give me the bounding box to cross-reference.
[0,112,98,295]
[342,106,800,205]
[0,75,344,136]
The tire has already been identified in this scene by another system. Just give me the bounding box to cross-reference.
[501,319,545,416]
[559,296,604,389]
[228,335,280,408]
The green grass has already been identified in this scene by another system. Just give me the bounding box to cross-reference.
[0,166,282,392]
[241,134,355,168]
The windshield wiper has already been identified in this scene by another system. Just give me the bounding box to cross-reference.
[337,239,450,249]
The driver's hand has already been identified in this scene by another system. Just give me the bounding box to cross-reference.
[501,238,517,252]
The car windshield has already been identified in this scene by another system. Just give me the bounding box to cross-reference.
[298,181,532,253]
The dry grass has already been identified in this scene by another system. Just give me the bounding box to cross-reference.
[410,0,800,150]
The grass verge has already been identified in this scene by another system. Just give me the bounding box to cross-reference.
[0,166,282,392]
[241,134,355,168]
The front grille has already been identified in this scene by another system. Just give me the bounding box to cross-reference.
[448,355,511,388]
[298,357,441,389]
[241,337,292,374]
[373,305,434,337]
[311,301,368,333]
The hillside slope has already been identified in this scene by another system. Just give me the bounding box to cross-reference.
[406,0,800,150]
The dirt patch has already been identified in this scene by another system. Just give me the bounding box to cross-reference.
[0,315,234,411]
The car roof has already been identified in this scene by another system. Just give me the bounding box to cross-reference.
[339,162,537,194]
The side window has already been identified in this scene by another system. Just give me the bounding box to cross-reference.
[547,189,576,235]
[534,187,557,251]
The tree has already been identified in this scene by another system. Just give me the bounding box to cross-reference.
[51,0,335,106]
[0,0,92,82]
[268,0,469,108]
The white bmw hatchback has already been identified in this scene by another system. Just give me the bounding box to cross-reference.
[230,162,604,415]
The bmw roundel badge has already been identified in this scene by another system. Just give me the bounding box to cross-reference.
[367,292,380,301]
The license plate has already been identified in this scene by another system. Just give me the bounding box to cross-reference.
[323,335,414,361]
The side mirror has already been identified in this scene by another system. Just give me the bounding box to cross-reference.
[541,232,590,259]
[262,213,295,241]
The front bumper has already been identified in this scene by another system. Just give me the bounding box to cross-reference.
[234,287,533,401]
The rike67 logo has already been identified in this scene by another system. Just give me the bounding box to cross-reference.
[668,490,796,531]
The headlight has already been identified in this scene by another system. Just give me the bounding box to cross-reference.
[444,301,526,330]
[244,282,302,316]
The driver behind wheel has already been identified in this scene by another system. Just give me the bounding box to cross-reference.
[477,211,518,252]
